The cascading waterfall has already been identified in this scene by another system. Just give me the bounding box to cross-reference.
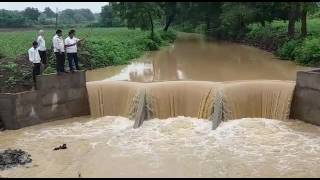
[214,80,295,122]
[86,81,145,119]
[86,80,296,129]
[144,81,220,120]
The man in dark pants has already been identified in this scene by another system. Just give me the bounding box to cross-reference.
[53,29,67,75]
[28,41,41,83]
[65,29,84,72]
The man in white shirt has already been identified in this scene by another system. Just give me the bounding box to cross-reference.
[65,29,84,72]
[53,29,67,75]
[37,30,47,68]
[28,41,41,83]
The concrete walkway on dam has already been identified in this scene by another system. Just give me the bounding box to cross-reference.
[0,69,320,130]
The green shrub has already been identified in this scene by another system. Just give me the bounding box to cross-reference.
[246,23,288,48]
[3,62,18,73]
[5,77,17,88]
[150,32,162,45]
[295,37,320,66]
[277,39,302,60]
[83,32,152,68]
[146,39,160,51]
[159,30,177,43]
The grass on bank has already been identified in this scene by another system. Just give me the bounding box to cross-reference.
[246,18,320,66]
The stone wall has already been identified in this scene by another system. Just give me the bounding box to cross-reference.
[0,71,90,130]
[290,69,320,125]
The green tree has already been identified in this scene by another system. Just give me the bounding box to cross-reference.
[23,7,40,21]
[100,5,113,27]
[43,7,55,18]
[160,2,177,31]
[287,2,299,38]
[112,2,162,40]
[0,10,28,28]
[219,2,256,39]
[300,2,317,37]
[59,9,95,24]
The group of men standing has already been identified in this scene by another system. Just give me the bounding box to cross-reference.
[28,29,83,83]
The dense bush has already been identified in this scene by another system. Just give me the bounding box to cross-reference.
[244,19,320,66]
[276,39,302,60]
[150,32,162,46]
[245,23,288,51]
[0,58,32,93]
[83,30,176,69]
[159,30,177,43]
[294,37,320,66]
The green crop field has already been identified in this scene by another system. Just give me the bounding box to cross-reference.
[0,28,176,66]
[0,28,149,58]
[0,27,176,93]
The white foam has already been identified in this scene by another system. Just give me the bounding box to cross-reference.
[10,116,320,177]
[107,62,153,81]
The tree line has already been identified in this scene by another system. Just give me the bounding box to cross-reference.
[0,7,96,28]
[105,2,320,40]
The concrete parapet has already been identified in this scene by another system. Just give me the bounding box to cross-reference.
[291,69,320,125]
[0,71,90,130]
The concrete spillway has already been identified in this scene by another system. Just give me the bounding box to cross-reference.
[2,72,320,178]
[1,70,319,130]
[86,80,295,129]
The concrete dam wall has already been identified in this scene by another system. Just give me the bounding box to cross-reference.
[0,72,90,130]
[0,69,320,130]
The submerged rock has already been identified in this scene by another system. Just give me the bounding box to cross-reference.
[0,149,32,170]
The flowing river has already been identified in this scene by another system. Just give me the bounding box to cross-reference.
[0,34,319,178]
[86,33,310,82]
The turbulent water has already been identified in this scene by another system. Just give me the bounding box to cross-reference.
[0,116,320,178]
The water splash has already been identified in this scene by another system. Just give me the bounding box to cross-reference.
[1,116,320,177]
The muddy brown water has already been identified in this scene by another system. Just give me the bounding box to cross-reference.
[1,117,320,178]
[86,33,311,82]
[1,34,319,178]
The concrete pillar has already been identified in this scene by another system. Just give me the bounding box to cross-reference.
[290,69,320,125]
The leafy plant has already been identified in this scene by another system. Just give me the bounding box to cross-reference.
[277,39,302,60]
[295,37,320,66]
